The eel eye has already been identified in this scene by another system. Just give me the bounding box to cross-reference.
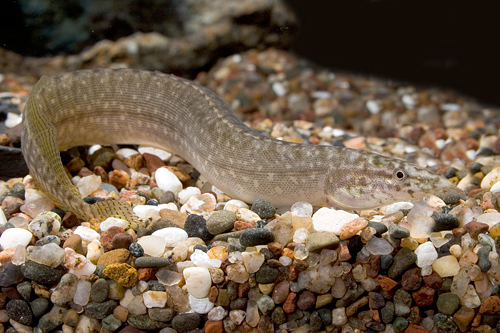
[394,169,406,181]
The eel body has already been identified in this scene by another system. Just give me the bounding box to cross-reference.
[21,69,463,222]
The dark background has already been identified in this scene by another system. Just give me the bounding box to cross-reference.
[285,0,499,106]
[1,0,499,106]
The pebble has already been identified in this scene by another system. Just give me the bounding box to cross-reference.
[206,210,237,235]
[0,228,32,250]
[90,278,109,303]
[312,208,359,234]
[50,273,79,306]
[388,247,417,278]
[21,259,64,285]
[154,168,183,195]
[431,255,460,277]
[103,263,138,288]
[251,199,276,219]
[414,241,438,267]
[6,299,33,326]
[183,267,212,298]
[388,223,410,239]
[171,313,201,332]
[142,291,167,308]
[26,242,66,268]
[305,232,339,252]
[239,228,275,247]
[100,217,129,232]
[137,236,165,257]
[152,227,188,247]
[28,211,61,238]
[134,256,171,268]
[436,292,460,315]
[184,214,213,241]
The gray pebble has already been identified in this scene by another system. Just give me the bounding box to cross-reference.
[477,245,492,272]
[251,199,276,219]
[102,314,122,331]
[84,300,117,319]
[388,247,416,279]
[30,297,50,318]
[367,222,388,236]
[0,261,24,287]
[134,256,172,268]
[16,281,32,301]
[171,313,201,332]
[436,292,460,315]
[432,213,459,232]
[256,295,275,314]
[21,260,64,286]
[239,228,275,247]
[255,265,279,284]
[37,305,67,332]
[91,278,109,303]
[128,314,169,330]
[206,210,237,235]
[388,223,410,239]
[148,308,176,322]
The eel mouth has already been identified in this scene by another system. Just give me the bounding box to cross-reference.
[433,178,466,204]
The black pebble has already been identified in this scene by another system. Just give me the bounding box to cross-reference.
[129,242,144,257]
[347,235,363,256]
[445,167,458,178]
[317,308,332,326]
[184,214,213,241]
[84,196,104,204]
[470,162,484,174]
[239,228,275,247]
[6,299,33,326]
[251,199,276,219]
[51,207,66,219]
[432,213,459,232]
[171,313,201,332]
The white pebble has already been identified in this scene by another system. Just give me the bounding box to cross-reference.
[26,243,65,268]
[272,82,287,97]
[291,202,313,217]
[229,309,246,325]
[208,306,227,321]
[24,188,49,204]
[142,291,167,308]
[178,187,201,205]
[188,294,214,314]
[137,236,166,257]
[0,209,7,226]
[190,249,213,268]
[312,91,332,99]
[183,267,212,298]
[401,94,416,108]
[0,228,33,250]
[87,145,102,155]
[5,112,22,128]
[312,208,359,234]
[224,200,249,210]
[70,261,96,279]
[414,241,438,267]
[152,228,188,248]
[155,168,182,195]
[366,100,380,114]
[293,228,309,244]
[476,212,500,228]
[74,226,100,248]
[73,279,92,306]
[385,202,414,215]
[481,167,500,189]
[77,175,102,198]
[132,203,172,219]
[99,217,129,231]
[490,181,500,192]
[86,240,104,264]
[116,148,140,159]
[241,251,265,274]
[236,208,260,224]
[138,146,172,161]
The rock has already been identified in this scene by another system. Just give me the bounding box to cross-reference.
[134,257,171,268]
[432,213,459,231]
[100,226,126,251]
[37,305,67,332]
[366,236,394,255]
[251,199,276,219]
[206,210,237,235]
[437,293,460,315]
[129,242,144,257]
[50,273,79,306]
[102,314,122,331]
[155,167,183,195]
[103,263,138,288]
[74,226,100,248]
[63,234,84,254]
[184,214,213,241]
[464,221,489,239]
[183,267,212,298]
[414,241,438,268]
[136,235,166,257]
[26,242,66,268]
[128,314,169,330]
[432,255,460,277]
[388,223,410,239]
[312,208,359,234]
[0,261,24,287]
[297,290,316,310]
[239,228,275,247]
[0,227,32,249]
[331,307,347,325]
[401,268,422,291]
[21,260,64,285]
[479,295,500,314]
[30,297,50,317]
[305,232,339,252]
[148,307,176,322]
[142,291,167,308]
[339,217,368,240]
[411,285,435,307]
[255,265,278,284]
[6,299,33,326]
[97,248,130,266]
[452,306,475,332]
[90,278,109,303]
[152,227,188,247]
[112,232,134,249]
[84,300,118,319]
[28,211,61,239]
[388,247,417,278]
[171,313,201,332]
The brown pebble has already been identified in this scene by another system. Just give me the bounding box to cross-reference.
[346,296,368,317]
[62,211,83,228]
[422,271,443,290]
[143,153,165,173]
[267,242,284,257]
[111,233,134,249]
[296,291,316,311]
[118,326,147,333]
[137,268,156,281]
[401,268,422,291]
[453,306,475,332]
[405,323,430,333]
[452,227,467,237]
[0,293,7,308]
[1,286,20,299]
[365,255,380,278]
[272,280,290,304]
[204,320,223,333]
[282,292,297,313]
[166,166,191,182]
[376,275,399,291]
[479,295,500,314]
[208,286,219,303]
[124,153,144,170]
[103,263,138,288]
[339,217,368,240]
[471,313,482,327]
[337,242,351,261]
[113,305,129,322]
[100,226,126,251]
[158,209,187,228]
[412,285,435,307]
[78,167,93,177]
[464,221,489,239]
[238,281,250,298]
[63,234,85,255]
[94,166,109,183]
[97,248,130,266]
[112,159,131,175]
[66,157,85,173]
[108,170,129,190]
[234,221,254,231]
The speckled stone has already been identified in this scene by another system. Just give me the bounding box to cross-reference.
[171,313,201,332]
[251,199,276,219]
[148,308,176,322]
[255,265,279,284]
[206,210,237,235]
[184,214,213,241]
[437,293,460,315]
[90,278,109,303]
[84,300,118,319]
[102,314,122,331]
[21,260,64,286]
[477,245,492,272]
[6,299,33,326]
[239,228,275,247]
[103,263,138,288]
[134,256,171,268]
[37,305,67,332]
[432,213,459,232]
[388,247,417,279]
[129,242,144,257]
[97,248,130,266]
[127,314,169,330]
